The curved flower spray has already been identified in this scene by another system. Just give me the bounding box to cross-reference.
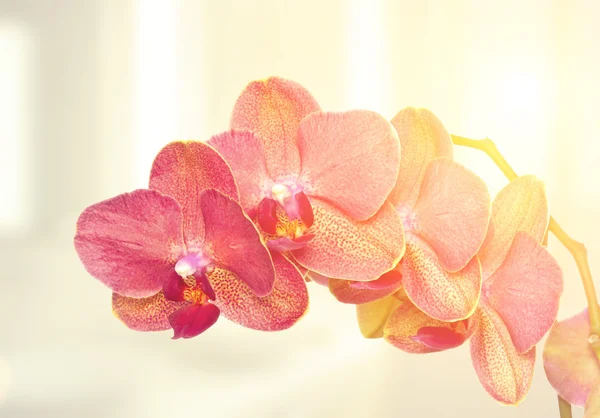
[72,76,598,416]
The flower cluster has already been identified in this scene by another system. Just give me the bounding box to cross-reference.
[75,77,568,406]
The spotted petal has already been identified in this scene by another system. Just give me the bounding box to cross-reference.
[230,77,320,178]
[199,189,275,297]
[401,235,482,322]
[412,157,490,272]
[298,110,400,221]
[208,130,270,215]
[149,141,239,245]
[478,175,549,278]
[384,299,474,353]
[543,309,600,407]
[74,190,184,298]
[470,307,536,405]
[484,231,563,353]
[112,290,188,331]
[388,107,454,208]
[356,294,403,339]
[293,198,405,281]
[210,252,308,331]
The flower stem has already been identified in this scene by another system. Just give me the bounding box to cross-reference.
[451,134,600,360]
[558,396,573,418]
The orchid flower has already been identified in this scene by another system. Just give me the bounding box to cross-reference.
[209,77,405,281]
[330,107,490,322]
[356,175,563,404]
[75,141,308,339]
[543,309,600,417]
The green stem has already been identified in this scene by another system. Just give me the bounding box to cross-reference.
[451,135,600,360]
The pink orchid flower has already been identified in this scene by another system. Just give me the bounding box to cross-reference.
[355,175,563,405]
[543,309,600,417]
[75,141,308,339]
[330,107,490,322]
[209,77,405,281]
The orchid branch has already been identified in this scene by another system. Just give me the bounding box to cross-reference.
[557,396,573,418]
[450,135,600,357]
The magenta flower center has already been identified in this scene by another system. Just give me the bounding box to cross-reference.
[174,251,211,279]
[397,204,417,232]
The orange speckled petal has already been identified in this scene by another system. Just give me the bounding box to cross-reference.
[293,197,405,281]
[401,235,482,322]
[298,110,400,221]
[485,231,563,353]
[585,384,600,418]
[209,252,308,331]
[543,309,600,407]
[356,294,403,339]
[230,77,320,178]
[149,141,239,245]
[329,270,403,304]
[478,175,549,278]
[388,107,454,208]
[208,130,271,214]
[470,306,536,405]
[112,291,188,332]
[384,298,473,354]
[412,157,490,272]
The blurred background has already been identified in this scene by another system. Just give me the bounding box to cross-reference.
[0,0,598,417]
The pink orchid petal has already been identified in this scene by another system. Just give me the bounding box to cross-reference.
[162,271,187,302]
[357,294,404,339]
[199,189,275,297]
[257,198,279,235]
[230,77,320,178]
[543,309,600,407]
[412,157,490,272]
[149,141,239,245]
[388,107,454,208]
[74,190,184,298]
[210,252,309,331]
[329,270,403,304]
[306,271,330,286]
[401,234,482,322]
[470,307,536,405]
[384,295,474,353]
[478,175,549,278]
[208,130,270,214]
[293,197,405,281]
[169,303,220,339]
[112,291,188,332]
[295,191,314,227]
[484,231,563,353]
[298,110,400,221]
[267,237,311,252]
[585,384,600,418]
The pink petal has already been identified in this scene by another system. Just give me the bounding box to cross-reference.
[210,252,309,331]
[478,175,549,278]
[169,303,221,339]
[257,198,279,235]
[329,270,403,304]
[230,77,320,178]
[298,110,400,221]
[162,271,187,302]
[357,294,404,339]
[384,295,474,353]
[293,198,405,281]
[113,291,188,332]
[585,384,600,418]
[267,236,312,252]
[470,307,536,405]
[295,191,314,227]
[199,189,275,297]
[306,270,330,286]
[208,130,271,214]
[74,190,184,298]
[401,234,482,322]
[149,141,239,246]
[484,231,563,353]
[543,309,600,407]
[412,157,490,272]
[388,107,454,208]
